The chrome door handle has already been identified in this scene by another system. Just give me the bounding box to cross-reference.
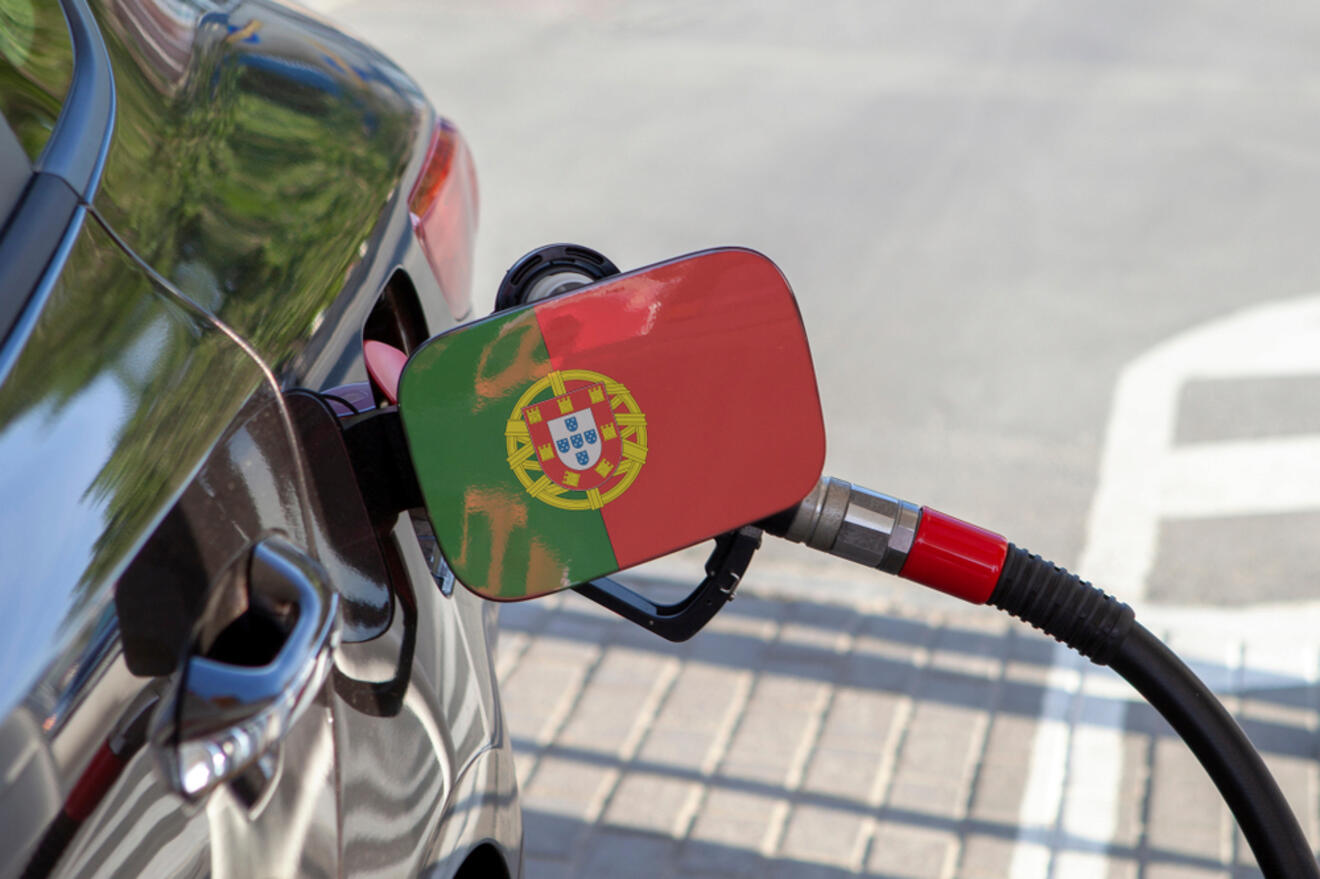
[155,535,340,800]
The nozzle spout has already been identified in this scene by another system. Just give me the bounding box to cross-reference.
[768,476,920,574]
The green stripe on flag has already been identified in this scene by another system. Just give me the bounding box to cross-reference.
[398,309,618,599]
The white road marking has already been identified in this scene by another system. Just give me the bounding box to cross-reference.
[1009,643,1079,879]
[1012,293,1320,878]
[1080,293,1320,601]
[1158,435,1320,518]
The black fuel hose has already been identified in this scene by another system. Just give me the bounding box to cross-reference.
[768,479,1319,875]
[991,546,1318,879]
[1110,626,1316,878]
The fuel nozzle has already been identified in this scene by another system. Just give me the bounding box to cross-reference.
[765,476,920,574]
[763,476,1009,606]
[768,476,1129,653]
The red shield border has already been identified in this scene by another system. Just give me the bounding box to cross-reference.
[523,382,622,492]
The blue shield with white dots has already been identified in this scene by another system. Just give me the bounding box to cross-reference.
[547,406,603,472]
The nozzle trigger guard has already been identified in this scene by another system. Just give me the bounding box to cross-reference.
[572,526,762,642]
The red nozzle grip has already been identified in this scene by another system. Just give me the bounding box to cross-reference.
[899,508,1008,604]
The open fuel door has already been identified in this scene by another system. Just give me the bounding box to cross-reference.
[395,248,826,616]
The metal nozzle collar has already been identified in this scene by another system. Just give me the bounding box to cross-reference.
[782,476,921,574]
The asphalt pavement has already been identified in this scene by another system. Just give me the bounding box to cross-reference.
[301,1,1320,873]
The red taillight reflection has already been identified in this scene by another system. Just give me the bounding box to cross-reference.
[409,121,479,318]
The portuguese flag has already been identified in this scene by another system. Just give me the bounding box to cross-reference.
[398,248,825,600]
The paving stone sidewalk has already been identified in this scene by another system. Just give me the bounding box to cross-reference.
[495,577,1320,878]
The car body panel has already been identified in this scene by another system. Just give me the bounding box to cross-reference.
[333,513,517,876]
[0,210,288,875]
[0,212,266,727]
[40,380,346,879]
[87,0,451,386]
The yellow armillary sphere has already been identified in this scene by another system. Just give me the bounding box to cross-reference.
[505,368,648,511]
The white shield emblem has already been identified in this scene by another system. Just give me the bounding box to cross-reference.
[547,408,602,471]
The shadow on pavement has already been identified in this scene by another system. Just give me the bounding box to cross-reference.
[498,578,1303,877]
